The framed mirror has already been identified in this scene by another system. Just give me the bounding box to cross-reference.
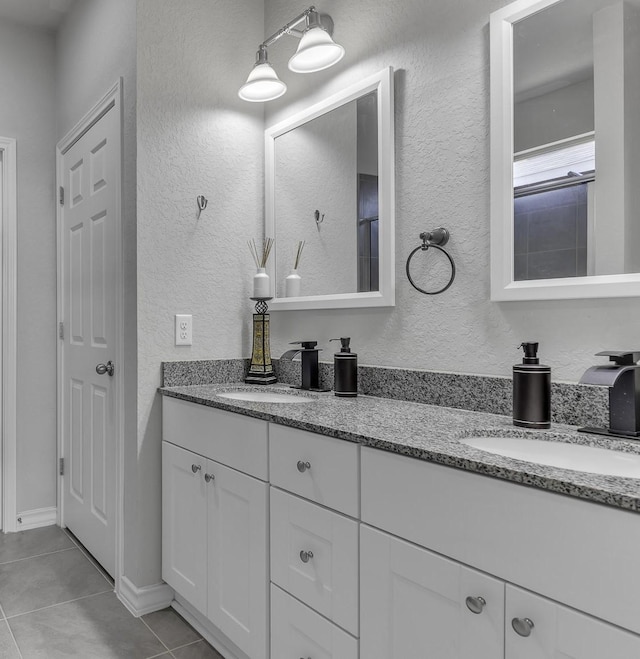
[265,67,395,310]
[490,0,640,300]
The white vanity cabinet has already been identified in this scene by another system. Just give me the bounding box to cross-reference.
[360,446,640,658]
[162,398,269,659]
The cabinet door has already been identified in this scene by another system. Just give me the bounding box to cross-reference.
[506,585,640,659]
[162,441,208,614]
[270,488,359,635]
[361,525,504,659]
[207,460,269,659]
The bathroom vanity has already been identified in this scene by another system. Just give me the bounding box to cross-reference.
[160,384,640,659]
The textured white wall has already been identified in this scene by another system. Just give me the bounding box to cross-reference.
[137,0,264,586]
[0,20,57,514]
[263,0,640,382]
[274,102,357,296]
[55,0,138,579]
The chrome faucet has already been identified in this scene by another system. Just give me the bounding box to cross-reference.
[280,341,322,391]
[579,351,640,439]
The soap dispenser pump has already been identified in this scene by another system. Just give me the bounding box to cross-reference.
[513,342,551,429]
[330,338,358,397]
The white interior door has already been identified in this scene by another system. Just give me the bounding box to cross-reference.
[60,100,120,577]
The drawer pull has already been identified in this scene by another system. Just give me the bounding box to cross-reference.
[512,617,535,637]
[204,473,215,483]
[191,464,201,474]
[465,596,486,614]
[299,550,314,563]
[297,460,311,473]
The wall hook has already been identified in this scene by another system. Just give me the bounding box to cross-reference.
[315,209,325,229]
[196,195,208,218]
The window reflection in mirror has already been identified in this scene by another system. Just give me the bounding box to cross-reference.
[512,0,640,281]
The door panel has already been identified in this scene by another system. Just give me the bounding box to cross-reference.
[161,442,207,613]
[506,585,640,659]
[61,102,119,577]
[207,460,268,659]
[360,524,504,659]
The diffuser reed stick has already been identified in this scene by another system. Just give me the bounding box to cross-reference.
[247,238,275,268]
[293,240,305,270]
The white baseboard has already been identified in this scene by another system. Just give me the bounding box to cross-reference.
[15,507,57,531]
[117,576,174,617]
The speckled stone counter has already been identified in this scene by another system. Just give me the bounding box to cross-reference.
[159,383,640,513]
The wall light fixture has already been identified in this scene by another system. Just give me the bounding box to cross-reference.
[238,6,345,103]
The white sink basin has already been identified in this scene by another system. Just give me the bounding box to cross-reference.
[460,435,640,478]
[217,389,315,404]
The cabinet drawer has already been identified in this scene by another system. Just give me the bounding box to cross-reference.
[269,424,359,516]
[163,397,268,479]
[361,446,640,635]
[271,488,359,635]
[271,584,358,659]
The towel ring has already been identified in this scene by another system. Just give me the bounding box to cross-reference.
[405,228,456,295]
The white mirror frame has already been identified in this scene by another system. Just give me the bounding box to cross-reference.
[490,0,640,301]
[265,66,395,310]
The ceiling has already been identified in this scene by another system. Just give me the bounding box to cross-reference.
[0,0,75,32]
[514,0,640,101]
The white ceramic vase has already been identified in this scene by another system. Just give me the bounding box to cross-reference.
[253,268,270,298]
[285,269,302,297]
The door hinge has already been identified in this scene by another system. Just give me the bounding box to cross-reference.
[59,457,64,476]
[59,321,64,340]
[59,186,64,206]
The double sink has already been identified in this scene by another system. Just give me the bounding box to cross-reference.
[216,385,640,480]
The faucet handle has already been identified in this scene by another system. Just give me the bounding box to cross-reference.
[596,351,640,366]
[289,341,318,350]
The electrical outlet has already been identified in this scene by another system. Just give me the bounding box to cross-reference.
[175,314,193,346]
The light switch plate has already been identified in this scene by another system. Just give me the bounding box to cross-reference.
[175,314,192,346]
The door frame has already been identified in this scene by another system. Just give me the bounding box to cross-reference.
[0,136,18,533]
[56,79,124,585]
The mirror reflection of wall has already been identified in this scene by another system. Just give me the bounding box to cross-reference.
[273,91,378,298]
[512,0,640,282]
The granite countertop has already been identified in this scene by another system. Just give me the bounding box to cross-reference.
[159,383,640,513]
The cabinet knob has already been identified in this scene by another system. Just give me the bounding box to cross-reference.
[299,550,314,563]
[191,464,201,474]
[297,460,311,473]
[204,473,215,483]
[465,596,486,614]
[512,617,535,637]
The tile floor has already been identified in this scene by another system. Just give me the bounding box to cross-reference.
[0,525,222,658]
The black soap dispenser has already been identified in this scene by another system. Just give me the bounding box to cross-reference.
[513,342,551,429]
[330,338,358,397]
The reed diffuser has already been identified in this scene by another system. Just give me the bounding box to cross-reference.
[285,240,305,297]
[248,238,274,298]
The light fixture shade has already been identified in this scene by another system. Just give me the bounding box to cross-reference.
[238,62,287,102]
[288,26,345,73]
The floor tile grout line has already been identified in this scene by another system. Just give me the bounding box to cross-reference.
[2,618,23,659]
[62,527,115,588]
[4,587,114,620]
[168,639,203,652]
[0,546,77,567]
[140,617,172,653]
[145,651,173,659]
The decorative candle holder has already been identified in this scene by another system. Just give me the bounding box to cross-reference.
[245,297,277,385]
